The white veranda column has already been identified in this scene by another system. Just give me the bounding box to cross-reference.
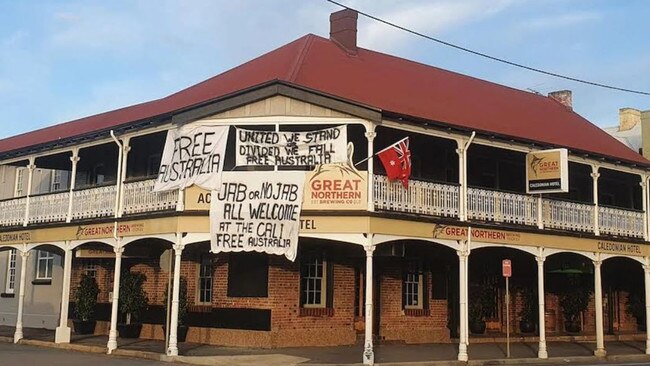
[117,139,131,217]
[365,125,376,212]
[641,178,649,241]
[363,245,375,365]
[536,254,548,358]
[107,245,124,354]
[594,258,606,357]
[457,244,469,361]
[644,261,650,354]
[66,149,80,222]
[14,250,30,343]
[55,245,73,343]
[592,166,600,236]
[23,159,36,226]
[455,144,465,221]
[167,240,184,356]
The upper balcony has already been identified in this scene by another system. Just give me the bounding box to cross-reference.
[0,122,646,242]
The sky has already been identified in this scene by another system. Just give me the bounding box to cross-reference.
[0,0,649,139]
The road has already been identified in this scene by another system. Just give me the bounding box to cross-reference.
[0,342,182,366]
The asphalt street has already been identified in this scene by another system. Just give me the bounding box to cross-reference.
[0,342,181,366]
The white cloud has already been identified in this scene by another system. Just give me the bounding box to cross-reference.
[351,0,518,52]
[520,11,601,31]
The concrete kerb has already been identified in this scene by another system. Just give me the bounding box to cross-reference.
[3,337,650,366]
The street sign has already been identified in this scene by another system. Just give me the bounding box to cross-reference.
[502,259,512,278]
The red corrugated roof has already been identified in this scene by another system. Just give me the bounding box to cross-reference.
[0,34,647,166]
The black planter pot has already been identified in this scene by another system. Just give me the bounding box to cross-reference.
[564,320,581,333]
[162,325,190,343]
[117,323,143,338]
[469,320,486,334]
[72,320,96,335]
[519,320,536,334]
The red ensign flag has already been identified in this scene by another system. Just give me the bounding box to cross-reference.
[377,137,412,188]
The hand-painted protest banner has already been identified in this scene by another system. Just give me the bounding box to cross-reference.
[210,172,305,261]
[235,126,347,166]
[154,125,229,192]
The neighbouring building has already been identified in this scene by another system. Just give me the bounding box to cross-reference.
[603,107,650,159]
[1,9,650,365]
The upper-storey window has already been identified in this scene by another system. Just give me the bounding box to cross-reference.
[14,167,25,197]
[50,170,63,192]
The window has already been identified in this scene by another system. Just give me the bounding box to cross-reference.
[300,255,327,308]
[227,253,268,297]
[84,262,97,278]
[14,167,25,197]
[5,249,17,294]
[403,261,423,309]
[147,154,162,176]
[93,164,105,185]
[50,170,62,192]
[197,256,213,304]
[36,250,54,280]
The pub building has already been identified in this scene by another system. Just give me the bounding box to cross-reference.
[0,9,649,365]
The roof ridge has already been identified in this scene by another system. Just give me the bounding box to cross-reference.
[286,34,315,82]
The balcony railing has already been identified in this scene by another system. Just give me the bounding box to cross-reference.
[542,198,595,233]
[71,185,117,220]
[0,197,26,227]
[374,175,645,239]
[0,176,645,240]
[374,175,459,218]
[467,187,538,226]
[123,179,179,215]
[30,191,69,224]
[599,205,644,238]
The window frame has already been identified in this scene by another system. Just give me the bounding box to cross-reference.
[50,170,63,192]
[197,255,213,305]
[300,254,328,309]
[403,261,424,310]
[5,249,17,294]
[35,250,54,280]
[14,167,25,197]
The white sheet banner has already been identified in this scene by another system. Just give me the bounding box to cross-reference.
[153,125,229,192]
[210,172,305,261]
[235,125,347,166]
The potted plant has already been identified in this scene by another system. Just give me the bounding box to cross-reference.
[626,288,646,331]
[558,276,591,333]
[517,286,537,334]
[163,277,189,342]
[469,285,493,334]
[73,273,100,335]
[117,270,148,338]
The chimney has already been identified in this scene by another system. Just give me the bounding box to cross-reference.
[619,107,641,131]
[641,110,650,159]
[548,90,572,110]
[330,9,358,54]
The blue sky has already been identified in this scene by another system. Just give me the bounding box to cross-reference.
[0,0,648,139]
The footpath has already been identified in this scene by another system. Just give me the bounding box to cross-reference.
[2,326,650,365]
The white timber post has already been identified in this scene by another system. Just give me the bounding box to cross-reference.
[537,195,544,230]
[641,176,648,241]
[457,239,469,361]
[23,157,36,226]
[363,243,375,365]
[14,248,30,343]
[117,138,131,217]
[167,234,184,356]
[107,243,123,354]
[456,143,465,221]
[55,242,73,343]
[644,258,650,354]
[593,255,606,357]
[176,189,185,212]
[536,250,548,358]
[365,124,376,212]
[592,165,600,236]
[66,149,80,223]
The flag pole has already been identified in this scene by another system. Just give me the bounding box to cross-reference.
[354,137,408,167]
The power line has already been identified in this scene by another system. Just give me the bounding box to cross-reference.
[325,0,650,96]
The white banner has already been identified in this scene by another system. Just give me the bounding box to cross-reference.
[153,125,229,192]
[210,172,305,261]
[235,125,347,166]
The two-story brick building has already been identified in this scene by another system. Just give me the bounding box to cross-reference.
[1,9,650,365]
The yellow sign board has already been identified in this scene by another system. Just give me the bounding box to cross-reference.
[526,148,568,194]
